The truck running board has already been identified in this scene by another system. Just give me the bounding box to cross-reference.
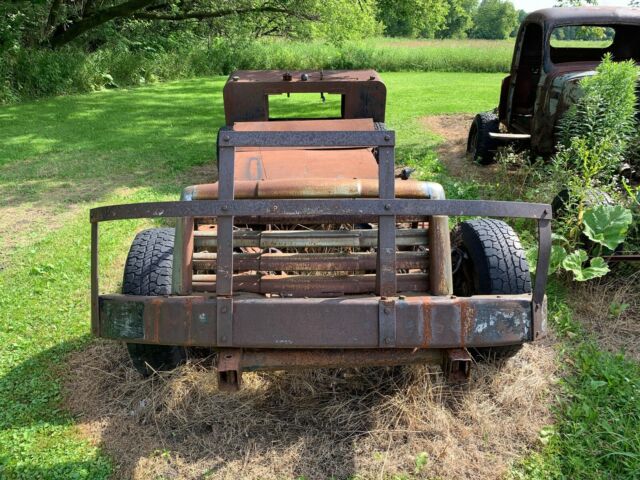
[489,132,532,141]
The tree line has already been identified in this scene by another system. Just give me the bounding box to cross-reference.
[1,0,529,53]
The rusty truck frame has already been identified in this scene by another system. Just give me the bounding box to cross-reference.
[91,70,552,390]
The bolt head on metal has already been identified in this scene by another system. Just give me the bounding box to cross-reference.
[384,204,391,210]
[221,205,229,211]
[223,136,230,142]
[384,135,390,141]
[301,73,309,81]
[384,307,391,314]
[384,337,392,345]
[232,75,239,82]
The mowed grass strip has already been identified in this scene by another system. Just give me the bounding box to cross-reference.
[0,72,501,478]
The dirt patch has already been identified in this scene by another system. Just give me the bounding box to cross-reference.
[65,341,556,479]
[568,270,640,362]
[421,115,500,186]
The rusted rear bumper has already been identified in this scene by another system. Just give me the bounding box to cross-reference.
[96,293,545,348]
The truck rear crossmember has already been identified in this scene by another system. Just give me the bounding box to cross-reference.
[91,128,551,390]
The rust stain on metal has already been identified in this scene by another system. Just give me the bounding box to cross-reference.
[458,298,476,347]
[150,297,162,343]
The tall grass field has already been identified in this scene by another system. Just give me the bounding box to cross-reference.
[1,38,513,104]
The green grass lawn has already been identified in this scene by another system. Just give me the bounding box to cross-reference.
[1,72,638,479]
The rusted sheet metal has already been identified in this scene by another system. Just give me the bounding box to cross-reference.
[239,348,443,371]
[192,251,429,272]
[231,148,379,182]
[191,273,429,296]
[233,118,375,132]
[185,179,444,200]
[193,228,428,249]
[223,70,386,124]
[97,293,537,348]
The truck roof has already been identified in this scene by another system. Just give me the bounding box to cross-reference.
[527,7,640,27]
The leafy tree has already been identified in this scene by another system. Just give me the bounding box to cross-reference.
[376,0,449,38]
[1,0,377,49]
[437,0,478,39]
[472,0,518,39]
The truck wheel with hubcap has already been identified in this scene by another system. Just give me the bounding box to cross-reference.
[122,228,187,376]
[452,219,532,359]
[467,112,500,165]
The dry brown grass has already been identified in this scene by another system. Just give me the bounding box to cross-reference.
[65,340,556,480]
[568,269,640,362]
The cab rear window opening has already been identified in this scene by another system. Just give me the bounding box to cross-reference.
[549,24,640,64]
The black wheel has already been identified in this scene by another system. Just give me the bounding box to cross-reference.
[467,112,500,165]
[122,228,187,376]
[452,219,532,360]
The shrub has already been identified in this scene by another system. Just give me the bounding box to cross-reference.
[543,56,638,281]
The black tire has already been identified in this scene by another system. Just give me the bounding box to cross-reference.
[467,112,500,165]
[122,228,187,376]
[452,219,532,360]
[551,188,615,217]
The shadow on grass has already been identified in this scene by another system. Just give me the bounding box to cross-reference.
[0,78,226,213]
[0,338,112,479]
[60,341,399,479]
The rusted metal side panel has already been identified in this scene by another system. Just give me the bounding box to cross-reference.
[98,294,536,349]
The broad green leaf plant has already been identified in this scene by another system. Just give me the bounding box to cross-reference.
[528,204,633,282]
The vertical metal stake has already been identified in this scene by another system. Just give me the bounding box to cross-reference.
[91,222,100,336]
[376,144,397,297]
[217,143,235,346]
